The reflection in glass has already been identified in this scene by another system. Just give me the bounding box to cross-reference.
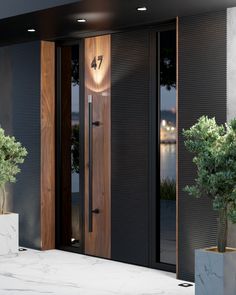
[71,45,81,248]
[159,30,176,265]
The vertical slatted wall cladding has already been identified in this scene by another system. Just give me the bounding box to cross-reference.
[178,11,227,281]
[0,42,41,249]
[111,31,150,266]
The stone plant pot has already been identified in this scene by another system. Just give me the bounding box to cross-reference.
[0,213,18,256]
[195,247,236,295]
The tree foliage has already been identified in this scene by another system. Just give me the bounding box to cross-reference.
[160,47,176,90]
[183,116,236,251]
[183,116,236,220]
[0,128,27,214]
[71,124,80,174]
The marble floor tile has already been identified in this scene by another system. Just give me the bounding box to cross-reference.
[0,249,194,295]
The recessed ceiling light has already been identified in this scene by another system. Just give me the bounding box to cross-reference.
[27,29,36,32]
[137,7,147,11]
[77,19,87,23]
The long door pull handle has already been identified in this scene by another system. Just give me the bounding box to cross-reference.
[88,95,93,232]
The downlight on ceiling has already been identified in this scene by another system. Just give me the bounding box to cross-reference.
[137,7,147,11]
[27,29,36,32]
[77,19,87,23]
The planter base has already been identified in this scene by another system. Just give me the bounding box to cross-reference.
[195,247,236,295]
[0,213,18,256]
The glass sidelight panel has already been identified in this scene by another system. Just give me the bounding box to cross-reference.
[71,45,81,248]
[57,44,83,251]
[159,30,176,265]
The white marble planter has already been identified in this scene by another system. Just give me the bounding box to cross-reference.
[0,213,18,256]
[195,247,236,295]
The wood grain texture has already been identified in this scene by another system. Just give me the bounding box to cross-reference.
[84,35,111,258]
[41,41,56,250]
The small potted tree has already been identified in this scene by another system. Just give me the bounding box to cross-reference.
[183,116,236,295]
[0,127,27,256]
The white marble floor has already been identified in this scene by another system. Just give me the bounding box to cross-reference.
[0,249,194,295]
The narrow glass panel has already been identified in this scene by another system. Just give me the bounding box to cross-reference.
[159,30,176,265]
[71,45,81,248]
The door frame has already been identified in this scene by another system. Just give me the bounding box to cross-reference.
[55,39,86,253]
[55,21,177,272]
[149,22,176,273]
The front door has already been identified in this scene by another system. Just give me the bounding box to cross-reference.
[56,28,176,272]
[84,35,111,258]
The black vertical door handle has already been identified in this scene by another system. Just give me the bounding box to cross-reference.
[88,95,93,232]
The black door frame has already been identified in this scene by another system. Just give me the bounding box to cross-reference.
[55,40,85,254]
[149,23,176,273]
[55,21,177,273]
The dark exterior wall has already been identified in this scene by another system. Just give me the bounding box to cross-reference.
[178,10,227,281]
[0,0,77,19]
[0,42,41,249]
[111,31,150,266]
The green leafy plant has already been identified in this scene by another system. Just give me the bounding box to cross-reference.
[160,178,176,200]
[183,116,236,252]
[71,124,80,174]
[0,128,28,214]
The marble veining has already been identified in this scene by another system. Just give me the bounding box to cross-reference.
[0,249,194,295]
[0,213,18,256]
[195,249,236,295]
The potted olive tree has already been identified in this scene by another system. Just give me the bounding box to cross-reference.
[183,116,236,295]
[0,127,27,256]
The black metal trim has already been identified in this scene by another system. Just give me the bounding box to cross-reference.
[79,38,85,253]
[56,22,177,274]
[55,40,85,253]
[55,21,176,45]
[149,30,157,267]
[88,96,93,232]
[149,24,176,273]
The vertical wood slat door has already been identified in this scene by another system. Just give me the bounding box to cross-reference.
[84,35,111,258]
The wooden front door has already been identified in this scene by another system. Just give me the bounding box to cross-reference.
[84,35,111,258]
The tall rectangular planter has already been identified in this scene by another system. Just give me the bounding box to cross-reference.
[0,213,19,256]
[195,248,236,295]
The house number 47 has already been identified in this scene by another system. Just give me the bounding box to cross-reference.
[91,55,104,70]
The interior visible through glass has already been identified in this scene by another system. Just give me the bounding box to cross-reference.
[71,45,81,248]
[159,30,176,265]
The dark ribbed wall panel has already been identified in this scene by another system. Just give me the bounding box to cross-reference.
[111,31,150,266]
[0,42,41,249]
[178,11,227,281]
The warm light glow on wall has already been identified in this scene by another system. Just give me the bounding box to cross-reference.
[85,35,111,93]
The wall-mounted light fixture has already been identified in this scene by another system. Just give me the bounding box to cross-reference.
[27,29,36,32]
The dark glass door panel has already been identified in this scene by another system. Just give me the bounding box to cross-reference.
[57,44,83,251]
[159,30,176,265]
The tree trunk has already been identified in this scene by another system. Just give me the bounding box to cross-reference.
[0,186,6,214]
[217,208,228,253]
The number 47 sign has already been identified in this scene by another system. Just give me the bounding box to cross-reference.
[91,55,104,70]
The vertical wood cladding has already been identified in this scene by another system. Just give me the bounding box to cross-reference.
[84,35,111,259]
[111,31,150,266]
[40,41,56,250]
[178,11,227,281]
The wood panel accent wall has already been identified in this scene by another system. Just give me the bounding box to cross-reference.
[84,35,111,258]
[40,41,56,250]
